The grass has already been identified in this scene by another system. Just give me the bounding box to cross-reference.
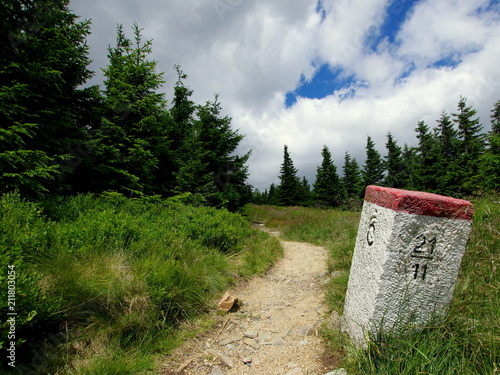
[0,193,282,374]
[244,198,500,374]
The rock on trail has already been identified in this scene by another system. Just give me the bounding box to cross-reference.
[161,235,344,375]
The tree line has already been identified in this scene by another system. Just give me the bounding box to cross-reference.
[2,1,499,211]
[253,97,500,207]
[0,1,250,210]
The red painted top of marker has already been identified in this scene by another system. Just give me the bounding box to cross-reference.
[364,185,474,221]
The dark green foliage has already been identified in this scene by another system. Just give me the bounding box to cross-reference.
[300,176,312,206]
[0,0,96,197]
[450,97,487,195]
[341,152,364,201]
[258,97,499,208]
[412,121,438,191]
[362,136,384,187]
[167,66,198,195]
[277,145,302,206]
[166,69,250,210]
[383,133,406,188]
[82,24,167,196]
[313,145,341,206]
[1,6,249,207]
[195,95,250,210]
[479,100,500,190]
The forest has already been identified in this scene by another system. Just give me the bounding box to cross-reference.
[1,1,250,212]
[2,1,499,212]
[254,97,500,207]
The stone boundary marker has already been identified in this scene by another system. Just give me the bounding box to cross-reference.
[342,185,474,345]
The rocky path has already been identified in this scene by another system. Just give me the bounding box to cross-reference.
[160,228,345,375]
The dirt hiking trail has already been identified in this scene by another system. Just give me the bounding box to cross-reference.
[160,228,344,375]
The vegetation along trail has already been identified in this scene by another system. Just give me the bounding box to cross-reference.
[162,227,340,375]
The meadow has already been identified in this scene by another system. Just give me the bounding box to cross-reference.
[246,197,499,374]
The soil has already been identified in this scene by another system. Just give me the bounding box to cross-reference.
[159,227,343,375]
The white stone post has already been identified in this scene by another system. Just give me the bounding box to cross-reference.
[342,185,474,345]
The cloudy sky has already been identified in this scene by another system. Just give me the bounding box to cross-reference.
[69,0,500,191]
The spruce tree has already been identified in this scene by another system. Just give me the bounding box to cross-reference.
[383,133,405,189]
[479,100,500,192]
[402,144,417,190]
[84,23,167,196]
[167,66,197,195]
[313,145,341,206]
[341,152,363,200]
[0,0,96,196]
[196,95,250,210]
[452,97,486,195]
[277,145,302,206]
[300,176,311,206]
[362,136,384,187]
[413,121,438,191]
[268,183,279,205]
[433,111,460,195]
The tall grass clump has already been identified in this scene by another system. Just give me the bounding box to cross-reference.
[0,193,282,374]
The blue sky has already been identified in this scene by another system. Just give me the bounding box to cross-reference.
[71,0,500,190]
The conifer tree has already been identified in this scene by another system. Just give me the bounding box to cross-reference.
[268,183,279,205]
[413,121,438,191]
[362,136,384,187]
[433,111,460,194]
[277,145,302,206]
[479,100,500,191]
[452,97,486,195]
[168,66,197,195]
[383,133,405,189]
[195,95,250,210]
[300,176,311,206]
[85,23,167,196]
[0,0,96,196]
[402,144,417,190]
[313,145,341,206]
[341,152,363,200]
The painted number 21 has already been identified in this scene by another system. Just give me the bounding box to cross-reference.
[411,234,437,280]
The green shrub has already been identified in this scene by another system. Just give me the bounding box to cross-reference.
[0,192,62,350]
[1,194,282,374]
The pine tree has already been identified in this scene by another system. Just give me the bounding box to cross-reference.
[0,0,96,196]
[362,136,384,187]
[383,133,405,189]
[313,145,341,206]
[84,23,167,196]
[277,145,302,206]
[341,152,363,200]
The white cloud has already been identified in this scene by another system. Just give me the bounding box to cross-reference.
[70,0,500,191]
